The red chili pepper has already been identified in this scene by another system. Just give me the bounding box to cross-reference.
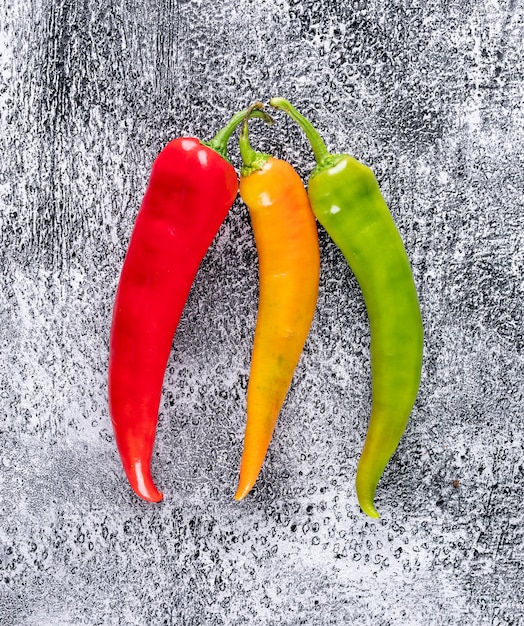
[108,106,271,502]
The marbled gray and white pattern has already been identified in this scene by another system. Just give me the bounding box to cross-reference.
[0,0,523,624]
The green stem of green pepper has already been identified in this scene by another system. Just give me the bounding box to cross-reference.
[270,97,424,519]
[269,97,343,175]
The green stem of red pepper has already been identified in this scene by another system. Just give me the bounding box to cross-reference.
[205,105,271,159]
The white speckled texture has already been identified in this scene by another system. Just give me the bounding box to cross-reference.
[1,0,523,624]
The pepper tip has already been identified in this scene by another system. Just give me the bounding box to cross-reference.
[142,489,164,503]
[126,460,164,503]
[134,483,164,503]
[359,502,380,519]
[234,481,253,501]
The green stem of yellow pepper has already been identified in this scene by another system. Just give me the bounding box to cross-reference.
[270,97,424,518]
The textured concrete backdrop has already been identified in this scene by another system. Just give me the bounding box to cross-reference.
[0,0,523,624]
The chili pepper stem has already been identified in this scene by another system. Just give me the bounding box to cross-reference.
[205,105,273,161]
[269,97,342,173]
[239,105,272,177]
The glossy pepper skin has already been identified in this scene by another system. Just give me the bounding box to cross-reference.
[108,108,270,502]
[234,112,320,500]
[271,98,423,518]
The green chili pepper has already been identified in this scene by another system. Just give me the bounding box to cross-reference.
[270,97,423,518]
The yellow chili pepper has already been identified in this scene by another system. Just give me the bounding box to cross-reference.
[234,106,320,500]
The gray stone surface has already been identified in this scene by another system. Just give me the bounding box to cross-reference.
[1,0,523,624]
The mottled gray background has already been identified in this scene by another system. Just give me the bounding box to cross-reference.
[0,0,523,624]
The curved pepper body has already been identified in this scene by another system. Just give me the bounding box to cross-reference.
[269,97,423,518]
[109,137,238,502]
[308,156,423,518]
[235,156,320,500]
